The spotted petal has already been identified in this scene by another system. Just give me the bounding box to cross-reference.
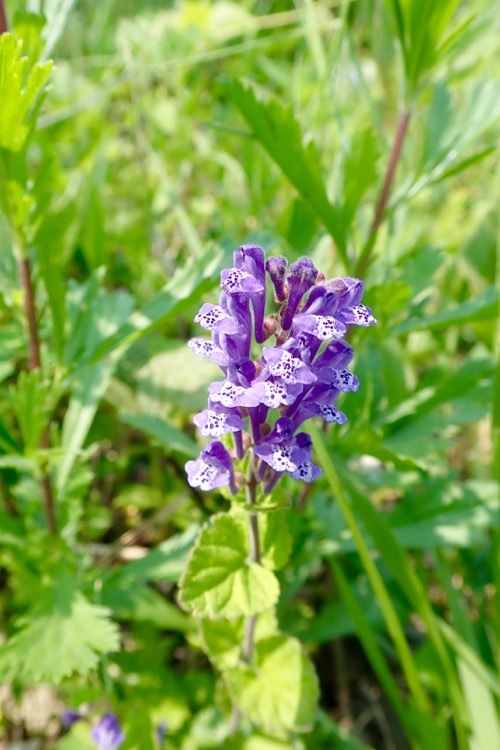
[339,304,377,327]
[293,314,346,341]
[194,304,239,333]
[193,407,245,437]
[188,339,229,367]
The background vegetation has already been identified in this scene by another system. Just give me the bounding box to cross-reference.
[0,0,498,748]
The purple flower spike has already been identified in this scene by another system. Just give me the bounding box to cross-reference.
[184,245,375,494]
[281,257,319,330]
[266,255,288,301]
[185,440,236,493]
[90,713,125,750]
[62,709,83,728]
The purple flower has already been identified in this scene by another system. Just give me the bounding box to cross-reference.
[185,244,376,494]
[281,257,318,330]
[90,713,125,750]
[156,719,168,746]
[62,709,83,728]
[185,440,236,492]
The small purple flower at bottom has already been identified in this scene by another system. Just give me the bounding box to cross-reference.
[62,709,83,728]
[91,713,125,750]
[156,719,168,746]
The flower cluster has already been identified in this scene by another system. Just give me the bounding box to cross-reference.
[185,245,376,494]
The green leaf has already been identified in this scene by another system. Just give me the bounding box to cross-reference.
[102,583,193,632]
[120,411,198,457]
[0,569,119,684]
[458,658,500,750]
[332,561,431,743]
[0,33,52,151]
[259,511,292,571]
[39,0,78,62]
[394,286,499,333]
[178,514,279,619]
[200,610,278,670]
[112,524,200,584]
[57,359,116,496]
[222,78,347,264]
[93,243,227,360]
[225,634,318,732]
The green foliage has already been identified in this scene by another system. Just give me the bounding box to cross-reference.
[222,78,347,264]
[179,513,280,619]
[0,566,119,684]
[0,33,52,152]
[225,635,319,733]
[0,1,497,748]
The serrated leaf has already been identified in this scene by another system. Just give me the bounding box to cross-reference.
[200,610,278,670]
[0,569,119,684]
[179,514,279,619]
[0,33,52,151]
[225,634,319,732]
[222,78,347,264]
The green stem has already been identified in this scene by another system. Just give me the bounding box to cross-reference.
[229,454,261,733]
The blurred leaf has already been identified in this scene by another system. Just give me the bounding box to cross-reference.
[458,657,500,750]
[179,513,279,619]
[40,0,78,62]
[395,286,499,333]
[120,412,198,457]
[57,359,116,496]
[0,33,52,151]
[439,621,500,698]
[340,127,379,232]
[112,524,201,584]
[225,634,318,732]
[102,583,193,632]
[332,560,409,732]
[222,78,347,264]
[387,0,460,91]
[94,243,226,359]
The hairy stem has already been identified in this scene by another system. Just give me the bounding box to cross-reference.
[18,256,57,536]
[229,458,261,733]
[355,109,411,278]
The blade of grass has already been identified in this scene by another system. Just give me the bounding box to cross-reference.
[310,425,470,750]
[310,427,430,716]
[331,559,412,734]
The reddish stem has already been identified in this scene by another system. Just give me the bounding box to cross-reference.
[371,110,411,235]
[355,109,411,278]
[0,1,7,35]
[18,256,57,536]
